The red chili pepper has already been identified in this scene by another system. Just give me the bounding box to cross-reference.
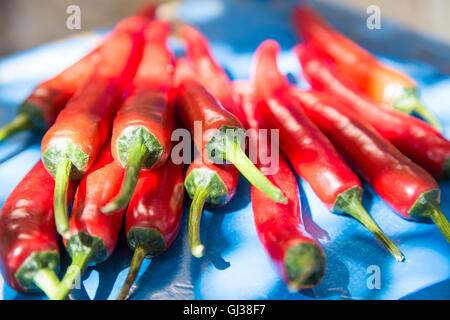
[41,17,145,239]
[289,88,450,242]
[252,151,326,290]
[117,160,185,300]
[0,161,76,299]
[185,155,239,257]
[253,40,403,261]
[292,4,441,130]
[180,25,247,126]
[234,82,327,290]
[50,140,126,300]
[0,7,156,142]
[101,20,175,214]
[295,45,450,180]
[174,62,287,204]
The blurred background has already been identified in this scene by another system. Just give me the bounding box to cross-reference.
[0,0,449,57]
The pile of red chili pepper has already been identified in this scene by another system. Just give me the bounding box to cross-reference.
[0,3,449,300]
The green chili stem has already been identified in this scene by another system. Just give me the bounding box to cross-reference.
[428,205,450,242]
[347,196,404,262]
[102,143,149,214]
[32,268,61,300]
[0,113,33,142]
[224,140,287,204]
[413,102,442,132]
[188,186,211,258]
[54,158,72,239]
[117,246,148,300]
[53,249,92,300]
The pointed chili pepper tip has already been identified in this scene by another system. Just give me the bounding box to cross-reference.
[284,242,326,291]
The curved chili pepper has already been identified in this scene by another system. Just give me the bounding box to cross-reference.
[253,40,403,261]
[101,20,175,214]
[180,25,247,126]
[51,140,126,300]
[295,44,450,180]
[117,160,185,300]
[234,83,327,290]
[0,161,76,299]
[41,17,145,239]
[0,7,156,142]
[289,88,450,242]
[292,4,441,130]
[185,155,239,257]
[174,63,286,204]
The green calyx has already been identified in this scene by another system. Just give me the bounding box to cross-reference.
[66,231,107,265]
[284,242,326,291]
[52,231,106,300]
[127,227,166,258]
[185,168,228,258]
[392,87,442,131]
[42,141,89,180]
[102,127,163,214]
[116,126,163,169]
[185,168,229,206]
[205,125,245,163]
[205,125,287,204]
[408,189,450,242]
[333,186,405,262]
[18,100,46,131]
[15,250,60,292]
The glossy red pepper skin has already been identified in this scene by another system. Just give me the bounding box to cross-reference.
[111,20,174,169]
[253,40,405,260]
[41,16,146,238]
[125,160,185,250]
[295,45,450,180]
[0,161,75,294]
[41,18,145,178]
[52,141,127,300]
[117,160,185,300]
[292,4,441,130]
[181,25,246,126]
[253,41,359,210]
[176,78,243,157]
[67,142,126,260]
[252,153,326,289]
[101,20,175,214]
[290,89,445,218]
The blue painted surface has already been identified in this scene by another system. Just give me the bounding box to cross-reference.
[1,0,449,300]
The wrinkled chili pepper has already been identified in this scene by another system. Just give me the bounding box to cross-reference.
[185,155,239,257]
[295,44,450,180]
[289,88,450,242]
[41,16,145,239]
[174,61,287,204]
[52,140,126,300]
[292,3,441,130]
[0,6,155,142]
[101,20,175,214]
[117,160,185,300]
[180,25,247,126]
[0,161,76,299]
[234,82,327,290]
[253,40,403,261]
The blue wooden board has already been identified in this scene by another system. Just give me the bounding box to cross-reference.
[0,0,449,300]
